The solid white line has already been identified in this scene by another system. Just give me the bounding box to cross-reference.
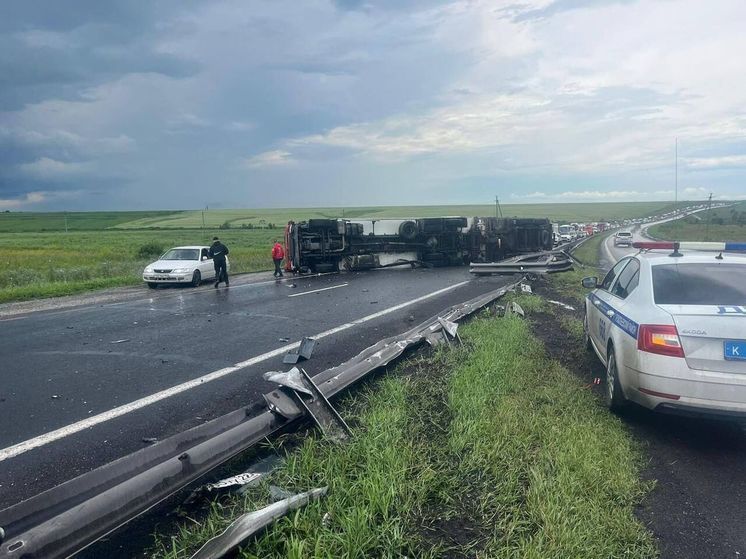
[288,283,349,298]
[0,280,470,462]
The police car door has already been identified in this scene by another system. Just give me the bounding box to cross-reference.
[590,258,631,363]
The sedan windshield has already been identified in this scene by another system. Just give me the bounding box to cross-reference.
[161,249,199,261]
[653,263,746,305]
[617,232,632,237]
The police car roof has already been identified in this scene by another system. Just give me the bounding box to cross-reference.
[635,250,746,265]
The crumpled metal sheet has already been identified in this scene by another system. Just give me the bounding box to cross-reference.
[263,367,313,395]
[190,487,328,559]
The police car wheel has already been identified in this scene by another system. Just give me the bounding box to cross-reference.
[583,313,593,351]
[191,270,201,287]
[605,348,627,412]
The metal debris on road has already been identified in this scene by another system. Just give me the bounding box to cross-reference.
[282,337,316,364]
[1,281,521,559]
[110,339,130,344]
[189,487,327,559]
[51,395,60,399]
[520,283,533,293]
[505,302,525,317]
[278,337,290,342]
[141,438,158,444]
[263,367,313,395]
[547,300,576,311]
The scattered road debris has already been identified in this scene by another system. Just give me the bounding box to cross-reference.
[282,337,316,365]
[189,487,328,559]
[110,339,130,344]
[141,438,158,444]
[505,302,525,317]
[51,395,60,400]
[268,485,295,502]
[547,299,576,311]
[520,283,533,293]
[0,281,520,559]
[277,337,290,343]
[263,367,313,395]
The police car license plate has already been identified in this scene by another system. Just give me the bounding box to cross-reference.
[724,340,746,361]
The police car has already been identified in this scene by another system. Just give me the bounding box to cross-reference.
[582,241,746,418]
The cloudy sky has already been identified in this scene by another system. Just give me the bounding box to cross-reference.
[1,0,745,211]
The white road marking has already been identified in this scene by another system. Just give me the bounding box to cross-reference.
[0,316,27,322]
[0,280,470,462]
[288,283,349,298]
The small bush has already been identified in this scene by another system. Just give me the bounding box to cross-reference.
[136,242,164,259]
[219,221,232,230]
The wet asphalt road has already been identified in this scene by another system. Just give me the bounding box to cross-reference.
[597,224,746,558]
[0,267,512,509]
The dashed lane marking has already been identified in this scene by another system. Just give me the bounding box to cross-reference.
[0,280,470,462]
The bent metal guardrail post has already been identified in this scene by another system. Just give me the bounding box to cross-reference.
[0,279,521,559]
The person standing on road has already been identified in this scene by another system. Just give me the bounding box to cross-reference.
[208,236,230,288]
[272,240,285,278]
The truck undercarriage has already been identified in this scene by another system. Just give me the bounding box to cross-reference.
[284,217,553,273]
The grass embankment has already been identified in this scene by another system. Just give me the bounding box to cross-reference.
[0,229,280,303]
[0,210,178,232]
[648,201,746,242]
[550,232,611,305]
[152,309,655,558]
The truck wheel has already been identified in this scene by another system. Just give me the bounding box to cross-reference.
[147,282,158,289]
[398,221,418,241]
[191,270,201,287]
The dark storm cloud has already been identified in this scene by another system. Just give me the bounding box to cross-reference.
[0,0,199,110]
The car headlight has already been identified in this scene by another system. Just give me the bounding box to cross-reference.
[144,267,154,273]
[171,268,190,274]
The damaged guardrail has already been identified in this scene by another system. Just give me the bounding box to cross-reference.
[0,279,520,559]
[470,250,573,275]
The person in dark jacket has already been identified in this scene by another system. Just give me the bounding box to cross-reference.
[208,237,229,287]
[271,240,285,277]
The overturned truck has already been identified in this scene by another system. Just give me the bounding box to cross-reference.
[284,216,553,273]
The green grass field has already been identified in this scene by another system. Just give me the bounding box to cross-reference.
[648,201,746,242]
[0,229,280,303]
[0,210,179,232]
[114,202,677,230]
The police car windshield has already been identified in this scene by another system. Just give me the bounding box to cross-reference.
[652,263,746,305]
[161,249,199,261]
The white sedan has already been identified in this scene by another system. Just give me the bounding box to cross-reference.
[143,246,229,288]
[583,241,746,418]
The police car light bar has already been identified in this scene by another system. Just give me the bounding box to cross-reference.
[632,241,746,252]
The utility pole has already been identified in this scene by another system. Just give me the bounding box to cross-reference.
[64,211,68,233]
[705,192,713,241]
[675,137,678,215]
[495,195,502,218]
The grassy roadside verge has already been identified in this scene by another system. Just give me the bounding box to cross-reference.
[151,306,655,558]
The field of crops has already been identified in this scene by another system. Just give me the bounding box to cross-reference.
[114,202,677,230]
[0,211,179,232]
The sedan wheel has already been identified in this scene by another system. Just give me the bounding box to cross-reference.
[147,282,158,289]
[191,270,201,287]
[605,348,627,412]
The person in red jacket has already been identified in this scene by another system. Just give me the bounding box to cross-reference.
[271,240,285,278]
